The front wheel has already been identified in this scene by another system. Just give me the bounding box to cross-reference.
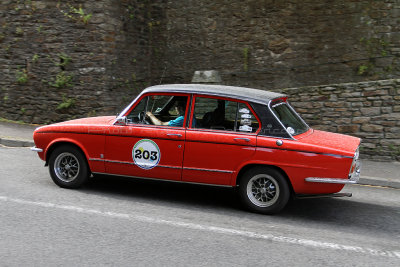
[238,167,290,214]
[48,145,89,189]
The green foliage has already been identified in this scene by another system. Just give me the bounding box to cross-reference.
[3,95,9,101]
[49,72,73,88]
[16,69,28,84]
[60,4,92,24]
[358,37,391,76]
[32,54,39,63]
[243,47,249,71]
[388,144,400,157]
[87,110,97,117]
[21,107,26,114]
[128,5,135,19]
[358,64,370,75]
[57,95,76,110]
[57,53,72,68]
[15,27,23,35]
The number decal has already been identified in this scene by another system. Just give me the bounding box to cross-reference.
[150,151,158,161]
[132,139,161,170]
[135,149,142,159]
[142,150,150,160]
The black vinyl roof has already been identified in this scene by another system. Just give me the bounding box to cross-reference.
[143,84,286,105]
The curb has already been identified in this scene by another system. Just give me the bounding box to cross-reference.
[0,137,34,147]
[359,176,400,189]
[1,137,399,189]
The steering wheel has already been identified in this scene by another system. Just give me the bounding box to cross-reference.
[138,111,151,124]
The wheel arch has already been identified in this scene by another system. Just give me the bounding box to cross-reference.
[235,164,295,196]
[45,140,89,168]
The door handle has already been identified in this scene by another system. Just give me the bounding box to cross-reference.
[234,137,250,142]
[167,133,182,137]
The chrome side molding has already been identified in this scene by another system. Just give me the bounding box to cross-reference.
[296,193,352,199]
[305,177,358,184]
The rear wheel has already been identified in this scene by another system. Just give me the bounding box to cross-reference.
[48,145,89,189]
[239,167,290,214]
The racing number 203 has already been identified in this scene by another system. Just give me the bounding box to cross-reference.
[132,139,161,170]
[134,149,158,161]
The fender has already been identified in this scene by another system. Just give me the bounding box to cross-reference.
[45,138,90,165]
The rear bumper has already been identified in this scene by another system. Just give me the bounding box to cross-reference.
[305,161,361,185]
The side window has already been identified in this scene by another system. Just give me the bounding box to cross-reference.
[126,94,188,127]
[126,96,148,124]
[236,102,259,133]
[192,97,259,133]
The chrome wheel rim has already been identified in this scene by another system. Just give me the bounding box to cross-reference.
[54,152,80,182]
[246,174,280,207]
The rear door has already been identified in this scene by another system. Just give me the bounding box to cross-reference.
[182,95,260,185]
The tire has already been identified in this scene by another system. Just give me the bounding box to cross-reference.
[238,167,290,214]
[48,145,89,189]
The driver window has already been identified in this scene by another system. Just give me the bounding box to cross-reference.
[126,94,188,127]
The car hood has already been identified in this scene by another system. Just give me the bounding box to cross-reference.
[35,116,116,134]
[297,129,361,157]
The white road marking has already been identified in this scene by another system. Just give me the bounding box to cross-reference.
[1,195,399,259]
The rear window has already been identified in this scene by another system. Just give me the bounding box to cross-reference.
[270,101,309,136]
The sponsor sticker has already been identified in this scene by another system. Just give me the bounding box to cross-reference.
[132,139,161,170]
[240,119,251,125]
[239,108,250,114]
[239,125,252,132]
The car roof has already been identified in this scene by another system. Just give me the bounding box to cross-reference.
[142,84,286,105]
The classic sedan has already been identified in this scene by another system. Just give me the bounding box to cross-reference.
[32,84,361,214]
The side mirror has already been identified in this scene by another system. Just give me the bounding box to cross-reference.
[115,116,127,126]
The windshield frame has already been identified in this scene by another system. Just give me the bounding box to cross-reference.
[268,99,310,139]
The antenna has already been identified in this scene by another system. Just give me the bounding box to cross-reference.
[159,65,167,85]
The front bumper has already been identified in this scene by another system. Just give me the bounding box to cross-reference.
[30,146,43,153]
[305,161,361,184]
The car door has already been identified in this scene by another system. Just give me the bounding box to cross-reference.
[182,95,260,185]
[104,93,189,181]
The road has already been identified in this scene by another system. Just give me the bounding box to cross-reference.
[1,146,399,266]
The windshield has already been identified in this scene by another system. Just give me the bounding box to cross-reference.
[270,101,309,136]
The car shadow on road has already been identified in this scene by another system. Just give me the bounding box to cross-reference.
[85,174,240,211]
[83,174,400,237]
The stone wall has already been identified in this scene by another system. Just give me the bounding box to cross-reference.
[163,0,400,89]
[0,0,166,124]
[280,79,400,161]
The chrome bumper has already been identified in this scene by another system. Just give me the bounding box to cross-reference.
[305,161,361,184]
[30,146,43,153]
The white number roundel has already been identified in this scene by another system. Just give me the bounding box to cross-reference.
[132,139,161,170]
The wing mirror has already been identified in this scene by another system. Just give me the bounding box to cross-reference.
[115,116,127,126]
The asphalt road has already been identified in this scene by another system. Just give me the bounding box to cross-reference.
[1,146,399,266]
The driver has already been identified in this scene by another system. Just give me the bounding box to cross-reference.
[146,100,186,126]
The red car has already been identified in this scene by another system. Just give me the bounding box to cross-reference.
[32,84,361,214]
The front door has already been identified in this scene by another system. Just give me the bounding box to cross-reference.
[104,93,189,181]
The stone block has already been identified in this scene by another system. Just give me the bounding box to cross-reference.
[191,70,222,83]
[364,90,388,97]
[361,124,384,132]
[360,107,381,116]
[337,125,360,133]
[352,117,370,124]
